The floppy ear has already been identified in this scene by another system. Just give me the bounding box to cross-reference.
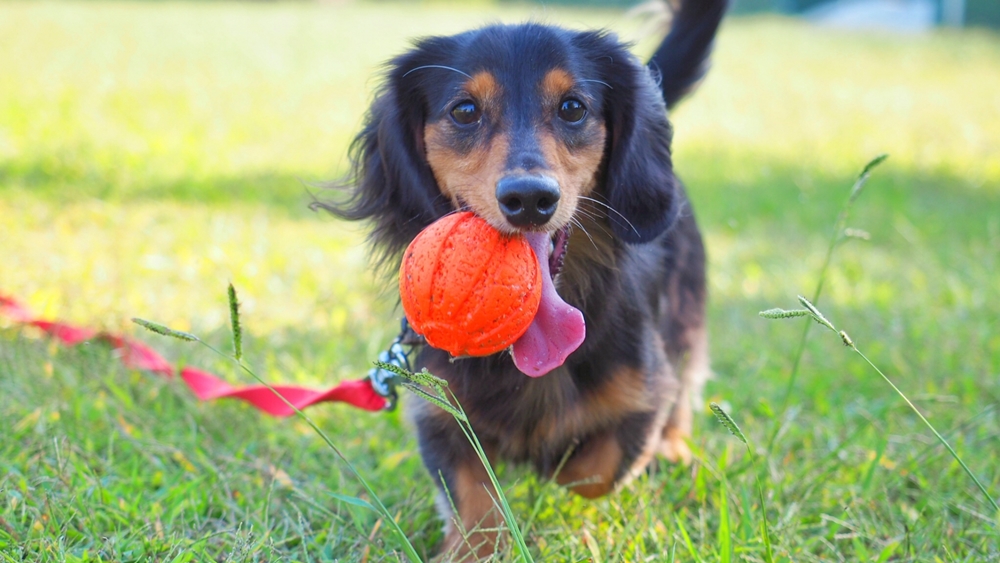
[315,40,455,266]
[581,33,680,244]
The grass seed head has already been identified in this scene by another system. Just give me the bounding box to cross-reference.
[797,295,837,332]
[131,318,199,342]
[710,402,748,446]
[759,308,810,320]
[843,228,871,241]
[850,153,889,202]
[227,283,243,361]
[839,330,854,347]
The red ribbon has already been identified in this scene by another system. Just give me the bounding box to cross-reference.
[0,294,387,415]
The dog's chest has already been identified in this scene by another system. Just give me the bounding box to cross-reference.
[458,362,656,465]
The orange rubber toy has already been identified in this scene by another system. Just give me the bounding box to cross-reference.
[399,212,542,357]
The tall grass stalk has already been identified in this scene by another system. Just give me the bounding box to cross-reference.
[134,286,424,563]
[760,297,1000,516]
[710,403,775,563]
[769,154,888,448]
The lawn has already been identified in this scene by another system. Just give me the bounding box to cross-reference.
[1,1,999,561]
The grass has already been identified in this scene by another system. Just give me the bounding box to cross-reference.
[2,1,999,560]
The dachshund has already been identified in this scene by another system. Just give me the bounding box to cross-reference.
[320,0,728,558]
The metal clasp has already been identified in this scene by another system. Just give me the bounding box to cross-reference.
[367,317,423,411]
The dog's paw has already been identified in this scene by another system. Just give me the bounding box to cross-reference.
[658,428,692,465]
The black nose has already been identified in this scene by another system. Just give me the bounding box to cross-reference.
[495,175,560,227]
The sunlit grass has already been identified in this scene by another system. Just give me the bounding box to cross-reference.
[1,1,999,560]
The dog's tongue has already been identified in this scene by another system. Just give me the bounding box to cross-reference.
[512,233,586,377]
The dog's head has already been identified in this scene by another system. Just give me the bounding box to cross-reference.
[333,24,680,263]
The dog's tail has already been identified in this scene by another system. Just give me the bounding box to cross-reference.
[646,0,729,109]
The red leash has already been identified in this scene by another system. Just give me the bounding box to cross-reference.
[0,294,387,415]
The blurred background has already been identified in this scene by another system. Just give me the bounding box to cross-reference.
[549,0,999,30]
[1,0,998,559]
[2,0,996,341]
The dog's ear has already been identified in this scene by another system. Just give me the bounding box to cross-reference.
[315,40,455,265]
[579,33,680,244]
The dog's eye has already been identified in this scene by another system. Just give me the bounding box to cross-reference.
[450,101,481,126]
[558,98,587,123]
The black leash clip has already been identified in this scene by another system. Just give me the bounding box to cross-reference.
[367,317,423,411]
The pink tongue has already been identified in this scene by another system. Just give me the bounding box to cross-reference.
[512,233,586,377]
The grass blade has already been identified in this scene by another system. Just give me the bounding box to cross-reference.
[138,289,424,562]
[674,514,702,563]
[849,344,1000,515]
[221,345,424,562]
[784,295,999,517]
[718,485,731,563]
[328,492,376,511]
[710,403,774,563]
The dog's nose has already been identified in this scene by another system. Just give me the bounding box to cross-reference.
[496,175,560,227]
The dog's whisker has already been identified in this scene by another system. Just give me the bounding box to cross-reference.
[575,199,605,216]
[577,195,614,213]
[577,199,613,222]
[575,202,620,239]
[574,213,609,236]
[572,206,601,221]
[580,213,614,238]
[569,217,599,251]
[574,210,614,240]
[579,196,640,237]
[402,64,472,79]
[578,78,613,90]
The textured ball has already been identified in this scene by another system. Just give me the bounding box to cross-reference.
[399,212,542,357]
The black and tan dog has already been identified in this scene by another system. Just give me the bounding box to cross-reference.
[321,0,727,557]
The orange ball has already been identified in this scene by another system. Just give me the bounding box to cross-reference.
[399,212,542,357]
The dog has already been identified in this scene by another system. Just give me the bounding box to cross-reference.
[320,0,727,558]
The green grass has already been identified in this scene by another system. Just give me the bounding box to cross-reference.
[2,1,999,560]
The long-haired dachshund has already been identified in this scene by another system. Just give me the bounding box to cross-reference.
[320,0,727,558]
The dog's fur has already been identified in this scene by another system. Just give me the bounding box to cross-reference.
[320,0,727,558]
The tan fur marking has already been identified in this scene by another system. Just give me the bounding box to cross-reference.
[556,432,622,499]
[538,68,607,226]
[659,324,709,465]
[620,335,682,484]
[536,68,605,232]
[541,69,575,100]
[581,368,652,422]
[627,394,675,481]
[424,71,510,231]
[466,71,500,104]
[536,126,606,232]
[440,463,502,562]
[424,123,511,229]
[530,366,651,448]
[661,423,693,465]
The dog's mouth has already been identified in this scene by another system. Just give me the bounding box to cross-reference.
[547,226,570,280]
[512,226,585,377]
[451,198,585,375]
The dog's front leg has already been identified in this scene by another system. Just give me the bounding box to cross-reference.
[414,401,503,562]
[438,460,503,561]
